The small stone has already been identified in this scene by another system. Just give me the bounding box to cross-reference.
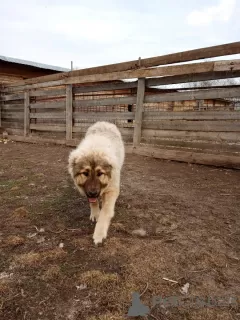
[132,228,147,237]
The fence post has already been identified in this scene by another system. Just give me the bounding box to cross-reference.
[24,91,30,136]
[66,84,73,140]
[133,77,145,147]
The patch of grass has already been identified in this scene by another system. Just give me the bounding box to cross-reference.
[0,279,11,294]
[5,235,25,247]
[41,265,62,281]
[13,252,42,267]
[88,313,124,320]
[12,248,67,269]
[79,270,119,289]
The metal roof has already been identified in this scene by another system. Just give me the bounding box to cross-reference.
[0,55,70,72]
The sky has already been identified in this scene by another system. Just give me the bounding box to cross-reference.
[1,0,240,70]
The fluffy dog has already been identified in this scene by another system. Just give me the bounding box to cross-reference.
[68,121,125,245]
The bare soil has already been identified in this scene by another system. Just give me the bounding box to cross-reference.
[0,141,240,320]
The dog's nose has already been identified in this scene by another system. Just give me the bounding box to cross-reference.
[88,190,98,197]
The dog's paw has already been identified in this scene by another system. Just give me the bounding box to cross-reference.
[93,226,107,245]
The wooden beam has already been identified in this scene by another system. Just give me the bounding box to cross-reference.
[142,120,240,132]
[146,70,240,87]
[30,101,66,109]
[30,88,66,97]
[29,112,65,119]
[30,124,65,132]
[3,41,240,88]
[144,87,240,103]
[24,91,30,136]
[73,96,136,108]
[2,112,24,119]
[73,112,135,120]
[1,93,24,101]
[66,84,73,140]
[143,111,240,121]
[140,137,240,153]
[73,81,137,94]
[130,146,240,169]
[142,129,240,142]
[1,104,24,111]
[3,59,240,92]
[133,78,145,146]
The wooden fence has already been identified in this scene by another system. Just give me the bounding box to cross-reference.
[1,41,240,169]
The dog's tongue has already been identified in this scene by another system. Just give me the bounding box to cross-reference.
[88,198,97,203]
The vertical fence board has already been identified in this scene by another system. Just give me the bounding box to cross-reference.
[66,85,73,140]
[133,78,145,146]
[24,91,30,136]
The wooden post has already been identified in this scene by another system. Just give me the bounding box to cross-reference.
[133,78,145,146]
[24,91,30,136]
[66,84,73,140]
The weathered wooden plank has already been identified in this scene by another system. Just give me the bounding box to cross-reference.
[142,120,240,132]
[1,104,24,111]
[73,96,136,108]
[142,129,240,142]
[29,112,66,119]
[2,129,24,135]
[30,124,65,132]
[3,41,240,88]
[1,121,24,129]
[130,146,240,169]
[144,87,240,103]
[66,84,73,140]
[30,88,66,97]
[74,81,138,94]
[7,135,67,145]
[143,111,240,121]
[133,78,145,146]
[1,93,24,101]
[4,59,240,92]
[140,137,240,153]
[73,112,135,120]
[30,101,66,109]
[72,126,133,136]
[2,112,24,119]
[146,71,240,87]
[24,91,30,136]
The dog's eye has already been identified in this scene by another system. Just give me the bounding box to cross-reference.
[97,172,103,177]
[82,172,89,177]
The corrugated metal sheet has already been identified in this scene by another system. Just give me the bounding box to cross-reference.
[0,55,70,72]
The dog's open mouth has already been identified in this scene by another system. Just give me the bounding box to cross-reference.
[88,198,98,203]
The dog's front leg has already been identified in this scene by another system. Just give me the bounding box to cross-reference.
[93,190,119,245]
[90,201,100,222]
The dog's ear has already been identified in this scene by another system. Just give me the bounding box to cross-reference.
[68,151,78,177]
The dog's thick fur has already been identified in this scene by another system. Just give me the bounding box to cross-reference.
[68,121,125,245]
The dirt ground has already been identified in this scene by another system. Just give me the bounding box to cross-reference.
[0,140,240,320]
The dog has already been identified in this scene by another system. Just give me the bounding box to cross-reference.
[68,121,125,245]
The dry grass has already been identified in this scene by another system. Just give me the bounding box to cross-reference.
[88,313,124,320]
[11,207,29,219]
[79,270,119,289]
[13,251,42,267]
[12,248,67,268]
[0,279,11,294]
[41,265,62,281]
[5,235,25,247]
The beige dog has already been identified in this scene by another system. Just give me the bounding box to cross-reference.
[68,121,125,245]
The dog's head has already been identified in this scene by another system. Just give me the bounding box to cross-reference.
[68,153,112,203]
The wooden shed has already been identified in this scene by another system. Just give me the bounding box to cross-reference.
[0,55,69,85]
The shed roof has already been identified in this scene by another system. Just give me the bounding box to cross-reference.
[0,55,70,72]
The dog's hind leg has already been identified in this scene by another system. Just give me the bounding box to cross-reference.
[90,201,100,222]
[93,190,119,245]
